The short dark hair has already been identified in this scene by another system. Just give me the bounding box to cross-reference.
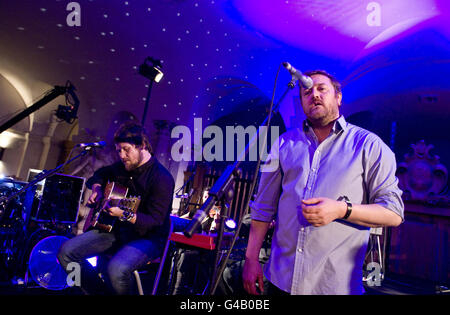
[114,121,152,153]
[301,69,342,96]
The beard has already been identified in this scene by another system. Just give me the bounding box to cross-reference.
[122,154,143,171]
[123,161,139,171]
[307,103,339,127]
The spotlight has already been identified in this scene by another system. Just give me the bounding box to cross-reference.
[86,256,98,267]
[138,57,164,83]
[55,104,77,123]
[224,218,237,231]
[55,82,79,124]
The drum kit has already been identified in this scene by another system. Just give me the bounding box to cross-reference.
[0,173,84,290]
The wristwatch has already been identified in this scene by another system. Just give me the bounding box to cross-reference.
[119,210,135,222]
[337,196,352,220]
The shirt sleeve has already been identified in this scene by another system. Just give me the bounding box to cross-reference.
[134,167,175,235]
[364,136,405,221]
[250,135,283,222]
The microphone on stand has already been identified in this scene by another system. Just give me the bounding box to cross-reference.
[282,62,314,89]
[75,141,106,148]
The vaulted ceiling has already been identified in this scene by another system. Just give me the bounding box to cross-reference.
[0,0,449,154]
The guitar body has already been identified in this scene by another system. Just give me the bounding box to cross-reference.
[83,182,140,233]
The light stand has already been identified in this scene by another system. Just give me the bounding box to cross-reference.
[138,57,164,126]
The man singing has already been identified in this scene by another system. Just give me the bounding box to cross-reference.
[243,70,404,295]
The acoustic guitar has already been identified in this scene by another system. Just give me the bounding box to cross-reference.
[83,182,140,233]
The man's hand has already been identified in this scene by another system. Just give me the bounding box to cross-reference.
[301,197,346,227]
[242,258,264,295]
[87,183,103,205]
[106,206,124,218]
[243,220,270,295]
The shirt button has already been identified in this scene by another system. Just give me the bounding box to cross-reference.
[298,248,303,253]
[300,227,305,232]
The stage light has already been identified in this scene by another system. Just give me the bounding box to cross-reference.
[224,218,237,231]
[86,256,98,267]
[55,82,80,124]
[55,104,77,123]
[138,57,164,83]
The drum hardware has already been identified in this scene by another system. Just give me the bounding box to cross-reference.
[0,179,29,282]
[0,146,90,286]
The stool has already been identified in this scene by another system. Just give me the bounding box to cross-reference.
[133,219,173,295]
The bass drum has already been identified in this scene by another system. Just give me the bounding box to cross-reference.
[24,229,69,290]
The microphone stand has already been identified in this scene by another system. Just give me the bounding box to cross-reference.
[183,67,298,294]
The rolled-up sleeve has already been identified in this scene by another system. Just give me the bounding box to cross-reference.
[364,137,404,221]
[251,136,283,222]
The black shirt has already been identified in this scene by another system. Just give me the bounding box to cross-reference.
[86,155,175,240]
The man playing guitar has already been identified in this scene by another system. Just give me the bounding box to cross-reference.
[57,121,175,295]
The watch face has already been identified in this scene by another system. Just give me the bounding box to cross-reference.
[120,211,128,221]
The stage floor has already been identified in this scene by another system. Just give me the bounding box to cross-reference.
[0,276,447,296]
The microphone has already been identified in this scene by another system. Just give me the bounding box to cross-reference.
[76,141,106,148]
[283,62,313,89]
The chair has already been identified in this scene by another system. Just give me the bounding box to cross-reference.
[133,219,173,295]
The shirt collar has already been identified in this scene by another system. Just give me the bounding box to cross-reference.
[303,115,348,134]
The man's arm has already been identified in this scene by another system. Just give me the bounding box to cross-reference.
[301,197,402,228]
[342,202,402,227]
[300,134,404,228]
[133,168,175,234]
[243,220,271,295]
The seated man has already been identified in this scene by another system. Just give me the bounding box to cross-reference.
[58,121,175,295]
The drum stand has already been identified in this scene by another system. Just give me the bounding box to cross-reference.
[2,147,92,287]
